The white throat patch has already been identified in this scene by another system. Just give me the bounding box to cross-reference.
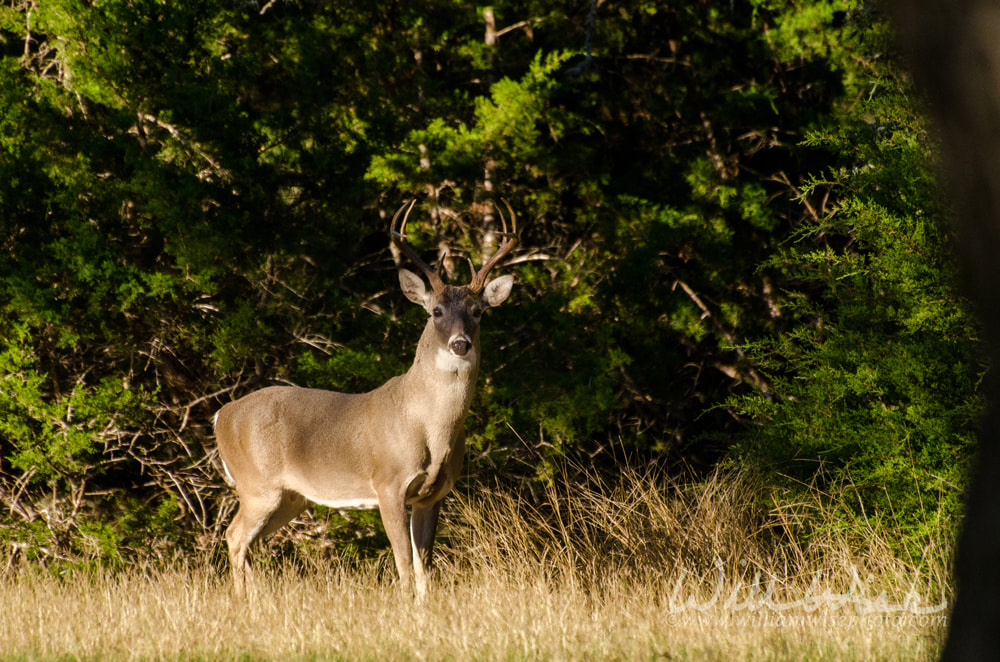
[436,345,476,372]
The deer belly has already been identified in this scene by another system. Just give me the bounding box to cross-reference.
[289,472,379,511]
[306,495,380,510]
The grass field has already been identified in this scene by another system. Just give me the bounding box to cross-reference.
[0,467,950,660]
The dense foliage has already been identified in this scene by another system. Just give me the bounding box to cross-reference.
[0,0,983,564]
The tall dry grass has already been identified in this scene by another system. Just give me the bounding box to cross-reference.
[0,466,950,660]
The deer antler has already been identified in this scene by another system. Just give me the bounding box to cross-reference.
[469,199,518,294]
[391,200,447,295]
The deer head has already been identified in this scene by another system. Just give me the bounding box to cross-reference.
[391,199,516,360]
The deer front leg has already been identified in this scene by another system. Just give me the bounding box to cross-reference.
[377,487,414,594]
[416,447,452,498]
[410,500,442,599]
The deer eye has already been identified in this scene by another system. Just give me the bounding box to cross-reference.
[471,306,482,319]
[433,306,444,318]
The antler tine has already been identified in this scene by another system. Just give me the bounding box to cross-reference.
[391,200,447,294]
[469,199,518,293]
[500,198,518,237]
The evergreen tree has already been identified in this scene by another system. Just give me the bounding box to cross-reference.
[732,13,983,554]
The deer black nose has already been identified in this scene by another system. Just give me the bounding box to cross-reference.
[450,337,471,356]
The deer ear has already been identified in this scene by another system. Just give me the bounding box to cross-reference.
[398,269,431,308]
[483,274,514,308]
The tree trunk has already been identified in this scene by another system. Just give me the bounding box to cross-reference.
[888,2,1000,659]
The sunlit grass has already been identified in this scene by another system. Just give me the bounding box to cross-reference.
[0,467,949,661]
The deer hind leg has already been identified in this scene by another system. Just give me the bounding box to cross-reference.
[258,491,308,538]
[226,491,306,593]
[226,499,270,593]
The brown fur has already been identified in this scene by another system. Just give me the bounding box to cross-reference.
[215,272,512,597]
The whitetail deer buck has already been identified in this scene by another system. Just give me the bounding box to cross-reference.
[214,200,517,597]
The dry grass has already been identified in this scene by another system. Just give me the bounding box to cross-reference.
[0,467,950,661]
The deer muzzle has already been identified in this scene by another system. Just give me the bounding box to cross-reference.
[449,334,472,357]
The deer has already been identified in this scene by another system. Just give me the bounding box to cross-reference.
[213,199,517,598]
